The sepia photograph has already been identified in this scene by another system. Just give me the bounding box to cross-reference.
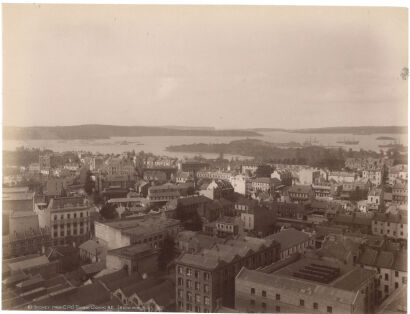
[1,3,408,313]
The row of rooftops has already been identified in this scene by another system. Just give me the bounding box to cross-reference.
[177,236,279,270]
[359,249,407,272]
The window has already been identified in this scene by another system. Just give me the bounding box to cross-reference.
[262,290,266,297]
[186,280,192,288]
[275,306,280,313]
[177,278,183,286]
[403,277,407,284]
[80,212,83,218]
[204,297,210,306]
[204,284,209,293]
[251,288,255,295]
[204,272,210,280]
[300,299,305,306]
[262,302,266,309]
[177,301,183,309]
[395,282,399,289]
[385,274,389,281]
[178,290,183,298]
[195,270,199,279]
[186,303,192,311]
[395,271,399,277]
[186,268,192,276]
[275,294,280,301]
[313,303,318,310]
[195,282,200,291]
[250,300,255,306]
[195,306,201,313]
[54,215,57,220]
[178,266,183,274]
[186,292,192,302]
[327,306,333,313]
[384,285,389,293]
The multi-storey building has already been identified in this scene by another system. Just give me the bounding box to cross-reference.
[328,171,356,183]
[312,183,332,200]
[230,174,250,196]
[235,256,376,314]
[175,236,280,312]
[345,157,393,171]
[362,167,384,186]
[359,249,407,304]
[241,162,261,175]
[240,205,276,237]
[103,157,136,176]
[392,181,407,205]
[3,187,35,236]
[37,196,92,246]
[199,180,234,200]
[197,170,232,181]
[270,169,293,186]
[372,213,407,240]
[285,185,314,203]
[388,164,408,185]
[265,228,315,260]
[148,183,181,203]
[367,188,384,211]
[251,177,280,193]
[95,215,181,250]
[3,210,51,258]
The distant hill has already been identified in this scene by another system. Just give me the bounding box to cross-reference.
[289,126,408,135]
[3,125,261,140]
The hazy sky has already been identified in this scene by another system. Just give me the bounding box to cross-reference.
[3,5,408,129]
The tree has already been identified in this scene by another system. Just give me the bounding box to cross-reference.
[100,203,117,220]
[255,165,274,178]
[158,235,176,270]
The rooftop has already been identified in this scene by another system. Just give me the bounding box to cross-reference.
[236,266,372,306]
[265,228,310,251]
[7,255,50,272]
[99,216,180,238]
[48,196,89,210]
[107,243,153,258]
[177,236,278,270]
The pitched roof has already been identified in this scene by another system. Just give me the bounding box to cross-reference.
[265,228,310,250]
[78,239,104,253]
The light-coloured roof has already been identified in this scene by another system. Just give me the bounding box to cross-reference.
[236,268,359,305]
[178,236,277,270]
[8,255,49,272]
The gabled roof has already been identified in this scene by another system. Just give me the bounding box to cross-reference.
[265,228,310,251]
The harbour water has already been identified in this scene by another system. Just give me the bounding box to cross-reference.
[3,131,407,159]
